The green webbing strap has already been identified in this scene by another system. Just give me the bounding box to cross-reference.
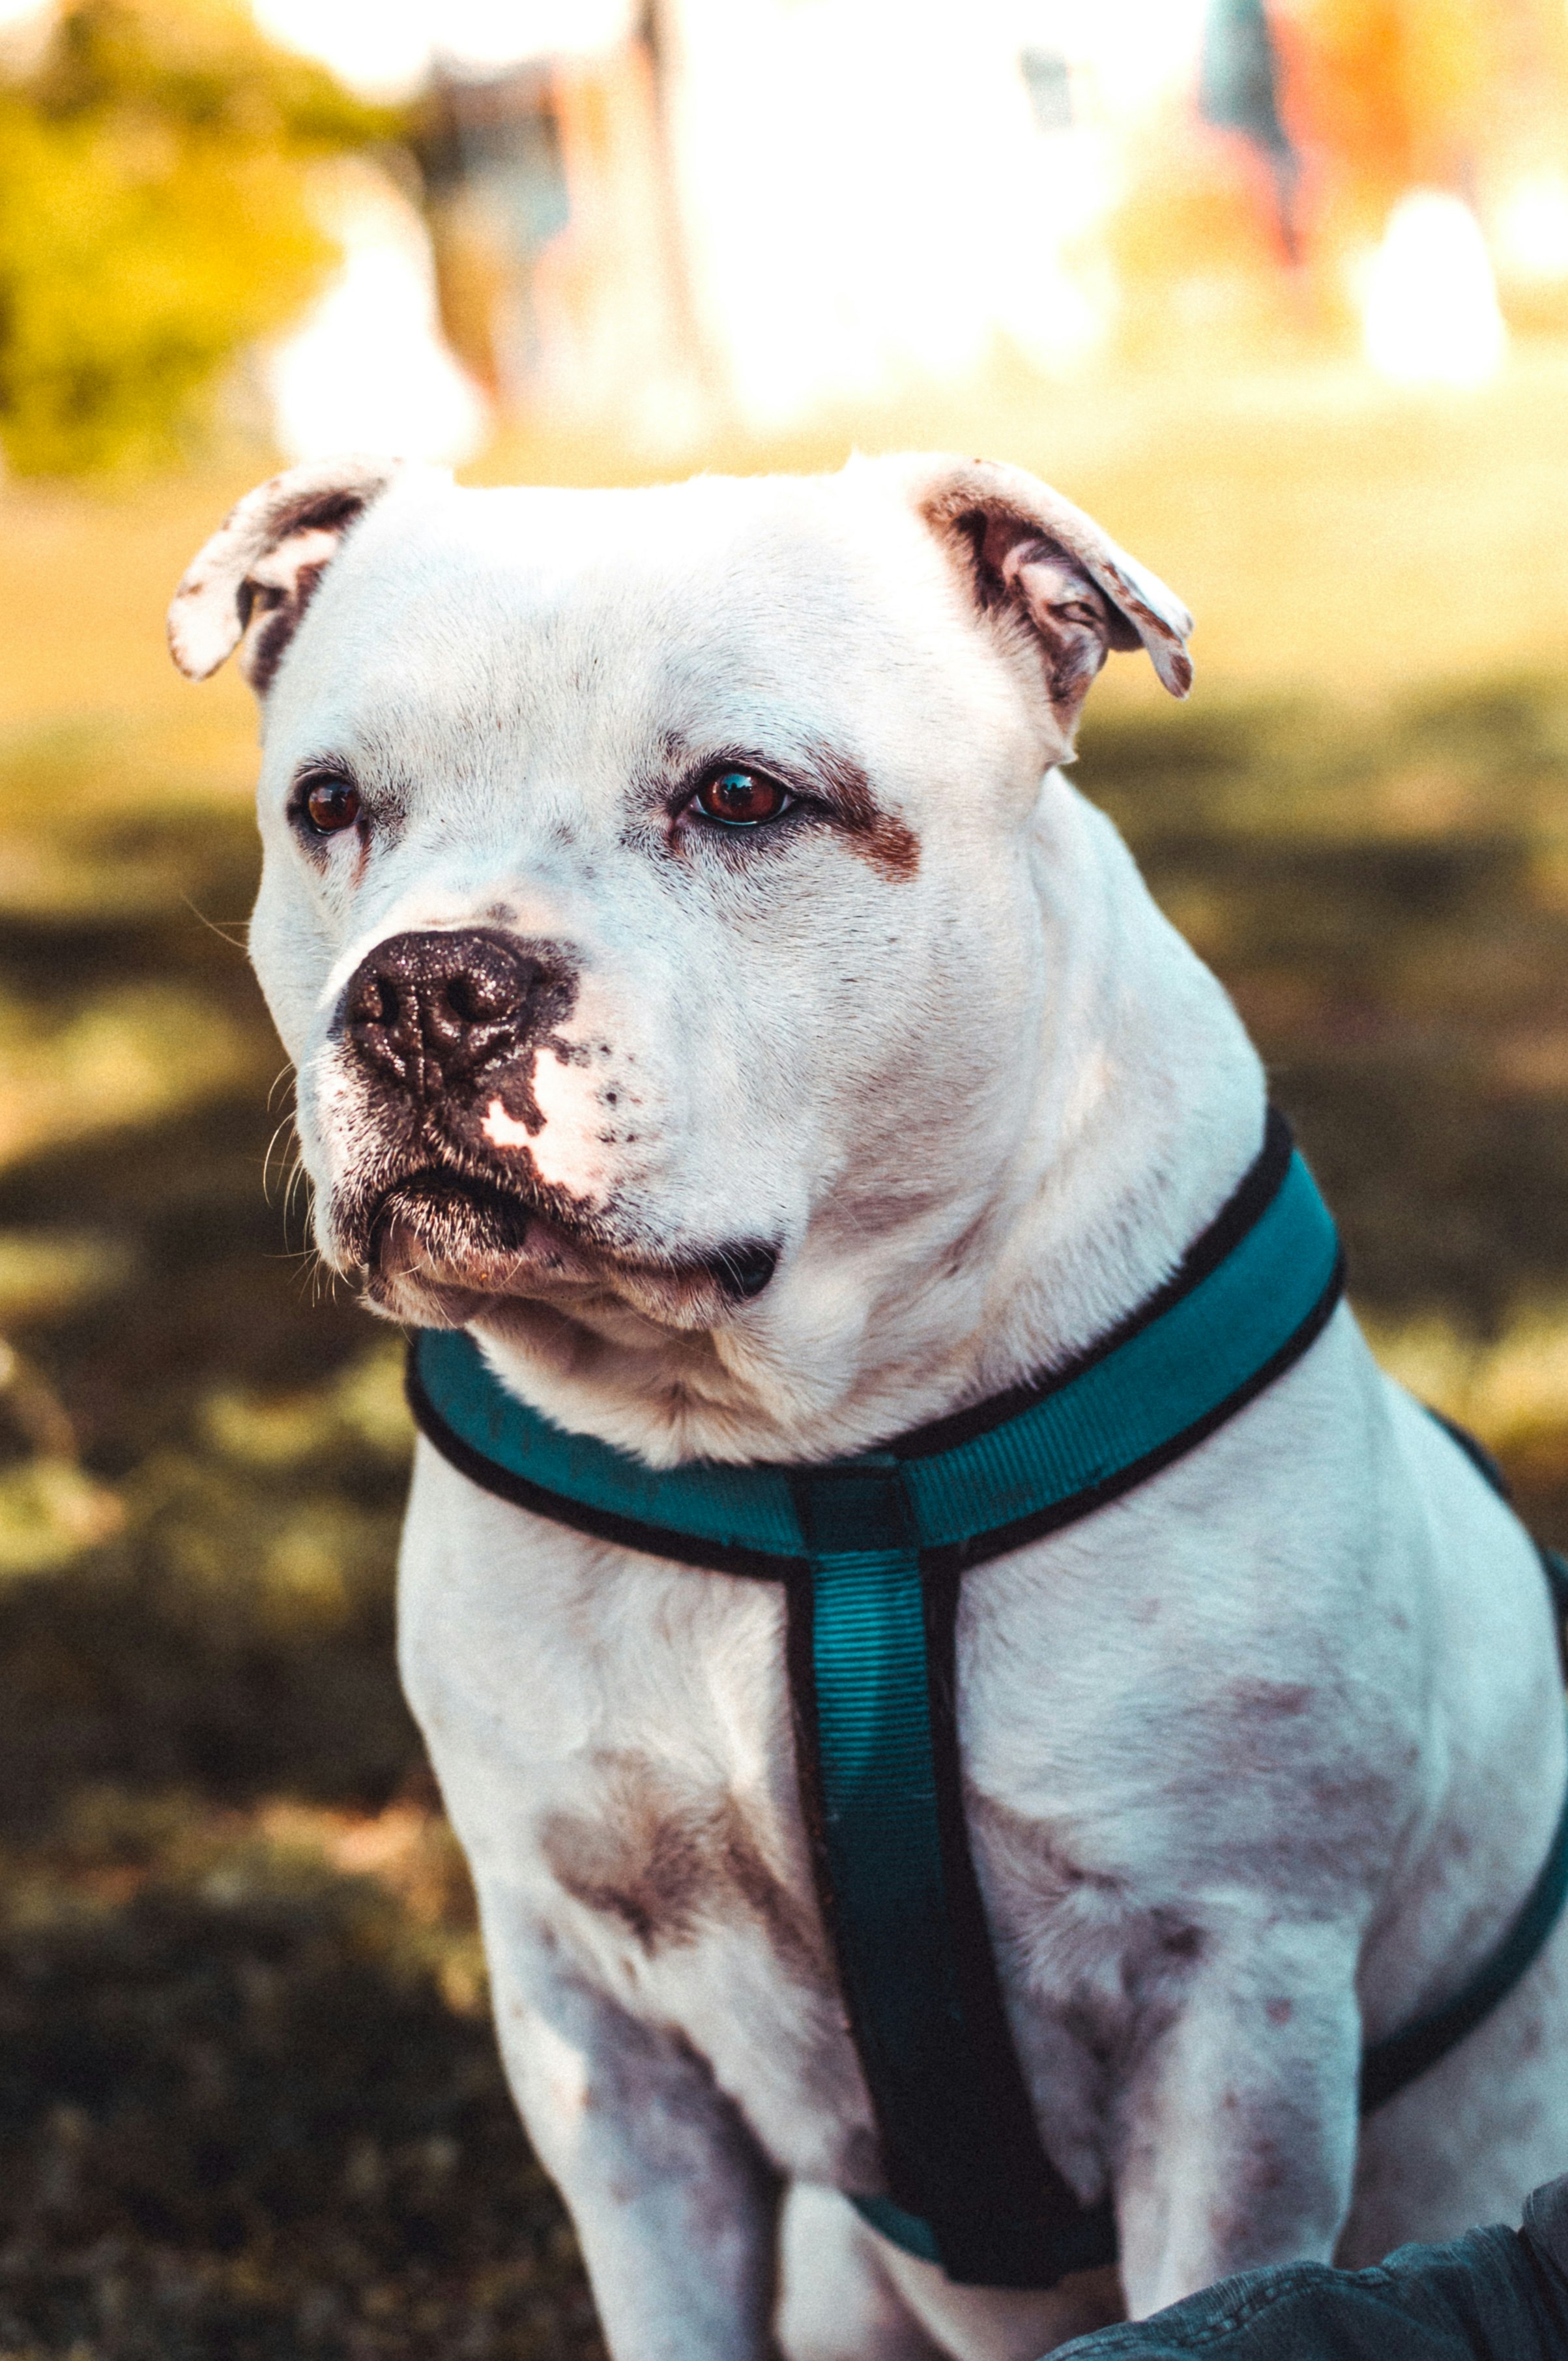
[793,1478,967,2258]
[405,1119,1568,2291]
[789,1473,1119,2285]
[787,1470,1113,2285]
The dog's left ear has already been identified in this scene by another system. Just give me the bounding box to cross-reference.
[902,456,1193,742]
[167,455,424,694]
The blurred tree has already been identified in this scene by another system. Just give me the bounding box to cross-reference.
[0,0,403,475]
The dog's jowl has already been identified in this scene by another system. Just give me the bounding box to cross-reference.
[171,454,1568,2361]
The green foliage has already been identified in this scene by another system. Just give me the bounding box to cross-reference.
[0,0,404,475]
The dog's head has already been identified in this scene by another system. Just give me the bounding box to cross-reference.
[169,453,1191,1457]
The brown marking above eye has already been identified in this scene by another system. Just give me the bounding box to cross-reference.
[661,738,918,879]
[813,747,920,881]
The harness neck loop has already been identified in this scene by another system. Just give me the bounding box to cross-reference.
[410,1109,1339,1583]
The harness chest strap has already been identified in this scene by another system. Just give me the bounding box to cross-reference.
[407,1112,1568,2292]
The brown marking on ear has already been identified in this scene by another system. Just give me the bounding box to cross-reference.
[907,454,1193,705]
[539,1752,827,1980]
[815,748,920,881]
[242,553,333,696]
[1096,575,1194,698]
[952,506,1137,655]
[939,505,1124,728]
[167,456,416,690]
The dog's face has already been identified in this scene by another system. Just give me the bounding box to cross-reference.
[170,454,1190,1452]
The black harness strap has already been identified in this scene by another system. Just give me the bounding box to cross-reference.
[1359,1423,1568,2115]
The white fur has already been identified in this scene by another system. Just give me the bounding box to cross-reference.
[173,453,1568,2360]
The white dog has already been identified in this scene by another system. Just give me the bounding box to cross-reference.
[169,454,1568,2361]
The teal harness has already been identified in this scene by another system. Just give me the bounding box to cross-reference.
[407,1113,1568,2292]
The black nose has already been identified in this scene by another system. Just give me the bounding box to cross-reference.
[342,929,570,1100]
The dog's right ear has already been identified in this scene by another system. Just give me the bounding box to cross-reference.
[890,454,1193,755]
[167,456,415,694]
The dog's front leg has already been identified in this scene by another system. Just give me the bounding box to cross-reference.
[490,1946,781,2361]
[1112,1926,1362,2318]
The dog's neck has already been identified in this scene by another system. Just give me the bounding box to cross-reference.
[473,780,1266,1468]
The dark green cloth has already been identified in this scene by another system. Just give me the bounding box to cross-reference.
[1057,2177,1568,2358]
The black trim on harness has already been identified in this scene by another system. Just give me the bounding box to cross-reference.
[404,1242,1345,1587]
[895,1108,1296,1460]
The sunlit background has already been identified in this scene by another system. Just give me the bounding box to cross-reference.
[8,4,1568,2355]
[9,0,1568,464]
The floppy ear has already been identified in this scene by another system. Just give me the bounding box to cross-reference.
[167,456,417,694]
[903,456,1193,742]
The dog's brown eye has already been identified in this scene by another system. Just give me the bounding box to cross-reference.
[694,769,791,827]
[303,775,360,835]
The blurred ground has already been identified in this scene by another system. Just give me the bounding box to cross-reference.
[7,358,1568,2355]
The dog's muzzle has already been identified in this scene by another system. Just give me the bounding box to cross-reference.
[330,928,780,1315]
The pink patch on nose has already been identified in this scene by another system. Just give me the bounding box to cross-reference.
[482,1098,534,1151]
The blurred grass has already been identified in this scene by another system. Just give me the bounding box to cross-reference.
[8,360,1568,2352]
[0,1798,596,2360]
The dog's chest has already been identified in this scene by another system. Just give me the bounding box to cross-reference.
[397,1444,1248,2188]
[398,1354,1434,2205]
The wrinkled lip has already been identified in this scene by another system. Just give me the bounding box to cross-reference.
[367,1170,538,1274]
[358,1169,777,1326]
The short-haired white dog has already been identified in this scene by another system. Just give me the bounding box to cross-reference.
[170,454,1568,2360]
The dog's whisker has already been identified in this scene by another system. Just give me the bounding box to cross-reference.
[261,1117,296,1205]
[181,894,251,951]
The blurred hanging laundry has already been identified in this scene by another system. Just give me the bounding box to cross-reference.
[414,2,1213,443]
[242,0,1568,450]
[1198,0,1298,255]
[267,161,491,465]
[420,40,712,447]
[250,0,635,102]
[1358,190,1507,390]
